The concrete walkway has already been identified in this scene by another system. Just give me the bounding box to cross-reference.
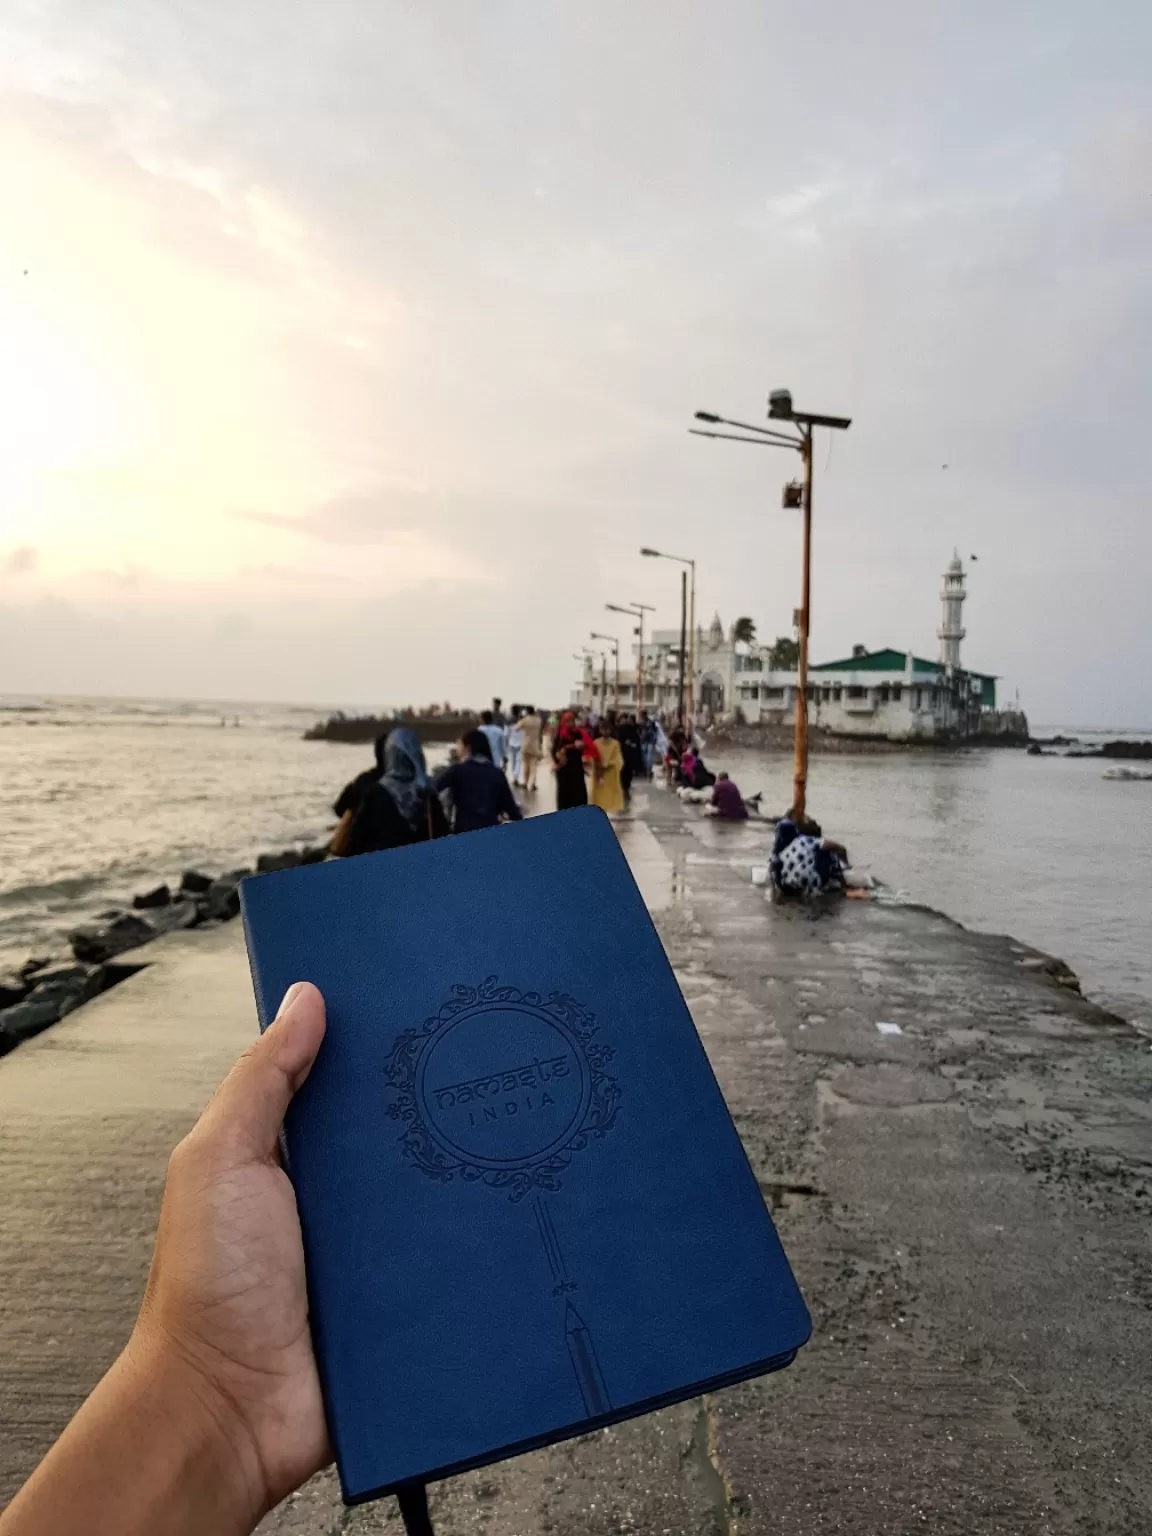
[0,923,256,1490]
[1,784,1149,1533]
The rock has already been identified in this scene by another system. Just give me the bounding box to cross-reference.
[69,912,158,965]
[205,882,239,923]
[0,972,29,1010]
[256,850,304,874]
[180,869,214,895]
[206,870,251,922]
[23,963,89,992]
[0,965,103,1045]
[19,956,52,980]
[133,883,172,909]
[145,899,200,936]
[0,996,62,1046]
[30,965,102,1017]
[1100,739,1152,760]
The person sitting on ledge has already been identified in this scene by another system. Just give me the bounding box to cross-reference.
[684,752,716,791]
[709,771,749,820]
[770,816,850,897]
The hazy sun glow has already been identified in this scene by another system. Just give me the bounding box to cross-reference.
[0,118,415,585]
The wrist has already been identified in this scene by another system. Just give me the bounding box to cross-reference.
[119,1325,268,1532]
[0,1329,268,1536]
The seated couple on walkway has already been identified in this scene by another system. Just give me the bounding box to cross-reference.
[769,817,871,897]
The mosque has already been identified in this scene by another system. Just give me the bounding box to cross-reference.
[574,553,1025,741]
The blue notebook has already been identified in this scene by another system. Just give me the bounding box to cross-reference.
[240,807,809,1505]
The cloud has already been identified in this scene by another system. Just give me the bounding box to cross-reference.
[238,562,352,583]
[236,491,421,545]
[2,1,1152,723]
[2,545,38,576]
[93,564,148,588]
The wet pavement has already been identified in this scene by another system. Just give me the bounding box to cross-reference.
[1,785,1150,1532]
[0,921,255,1488]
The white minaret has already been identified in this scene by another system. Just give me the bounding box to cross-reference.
[938,551,967,670]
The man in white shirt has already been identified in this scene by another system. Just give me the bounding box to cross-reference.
[506,711,525,786]
[478,709,506,772]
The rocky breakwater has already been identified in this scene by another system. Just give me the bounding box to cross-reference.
[1029,736,1152,759]
[0,844,328,1058]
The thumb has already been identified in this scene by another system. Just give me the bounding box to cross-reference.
[201,981,327,1162]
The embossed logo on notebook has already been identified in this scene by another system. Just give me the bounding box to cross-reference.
[385,976,620,1203]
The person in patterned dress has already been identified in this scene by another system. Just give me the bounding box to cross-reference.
[770,817,850,896]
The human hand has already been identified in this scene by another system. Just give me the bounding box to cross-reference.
[0,982,329,1536]
[132,980,330,1522]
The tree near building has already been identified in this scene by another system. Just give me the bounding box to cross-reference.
[767,635,799,670]
[733,616,757,644]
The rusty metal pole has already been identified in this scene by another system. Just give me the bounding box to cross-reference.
[677,569,688,726]
[690,396,849,821]
[792,430,813,821]
[686,561,696,727]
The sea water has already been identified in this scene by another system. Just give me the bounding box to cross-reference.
[2,697,1150,1033]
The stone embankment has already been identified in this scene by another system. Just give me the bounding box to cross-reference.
[0,844,328,1057]
[705,722,1005,754]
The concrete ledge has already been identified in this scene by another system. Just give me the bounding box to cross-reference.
[0,922,257,1499]
[0,922,255,1120]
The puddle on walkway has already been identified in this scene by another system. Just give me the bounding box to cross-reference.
[684,1395,733,1536]
[614,817,685,913]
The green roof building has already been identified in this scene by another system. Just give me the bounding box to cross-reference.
[723,558,1022,740]
[574,555,1024,740]
[811,648,997,710]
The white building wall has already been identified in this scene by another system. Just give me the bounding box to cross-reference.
[732,667,971,739]
[574,627,985,741]
[574,625,734,715]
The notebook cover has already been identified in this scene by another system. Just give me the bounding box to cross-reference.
[240,807,810,1503]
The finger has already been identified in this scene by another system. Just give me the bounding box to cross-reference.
[200,982,327,1163]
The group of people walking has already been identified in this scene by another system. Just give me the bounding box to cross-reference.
[552,709,658,814]
[330,696,774,861]
[330,700,688,856]
[474,701,545,791]
[330,716,527,857]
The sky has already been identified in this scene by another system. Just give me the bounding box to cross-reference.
[1,1,1150,725]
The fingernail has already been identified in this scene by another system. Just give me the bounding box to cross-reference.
[275,982,307,1019]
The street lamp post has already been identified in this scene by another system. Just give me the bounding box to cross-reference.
[640,548,696,723]
[606,601,654,714]
[689,391,851,823]
[590,633,620,711]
